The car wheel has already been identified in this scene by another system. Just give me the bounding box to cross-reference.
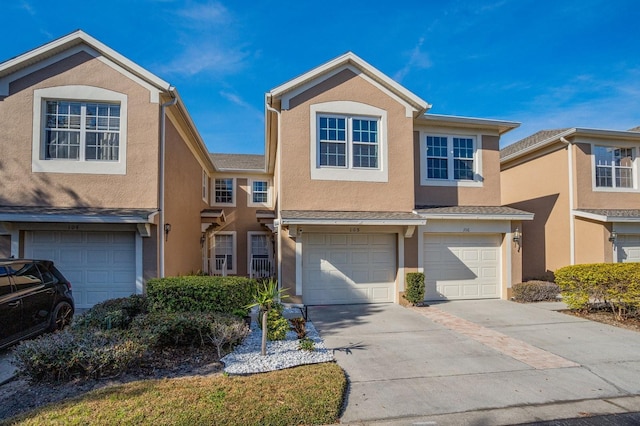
[50,301,73,331]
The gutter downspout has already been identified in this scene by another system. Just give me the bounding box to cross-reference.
[159,89,177,278]
[265,96,282,289]
[560,137,575,265]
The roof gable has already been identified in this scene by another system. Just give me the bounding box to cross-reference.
[500,128,571,160]
[268,52,429,118]
[0,30,171,100]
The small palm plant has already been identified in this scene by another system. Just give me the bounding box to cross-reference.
[246,279,288,356]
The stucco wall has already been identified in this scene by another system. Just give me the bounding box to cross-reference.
[574,217,612,264]
[163,117,209,276]
[414,132,502,206]
[210,176,274,277]
[0,51,159,208]
[573,142,640,209]
[501,148,570,279]
[279,69,415,212]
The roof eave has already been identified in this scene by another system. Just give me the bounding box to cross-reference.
[280,218,427,226]
[414,213,534,221]
[417,114,521,135]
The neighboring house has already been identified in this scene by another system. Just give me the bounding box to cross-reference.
[265,52,532,304]
[501,127,640,280]
[0,31,215,308]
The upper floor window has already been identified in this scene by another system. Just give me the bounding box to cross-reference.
[33,86,128,175]
[594,146,635,189]
[45,101,120,161]
[202,170,209,202]
[248,179,271,207]
[213,178,234,205]
[310,102,388,183]
[421,134,481,186]
[318,115,379,169]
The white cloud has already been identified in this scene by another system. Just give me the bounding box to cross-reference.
[394,37,432,82]
[20,0,35,16]
[177,1,228,24]
[161,42,248,76]
[220,90,264,122]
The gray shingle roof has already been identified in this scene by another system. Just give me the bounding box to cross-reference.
[210,153,265,171]
[0,206,157,222]
[500,128,571,159]
[281,210,425,223]
[577,209,640,218]
[629,126,640,132]
[415,205,533,217]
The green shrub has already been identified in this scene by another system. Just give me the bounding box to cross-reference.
[13,329,146,382]
[512,281,560,303]
[404,272,425,304]
[147,276,257,314]
[73,295,149,331]
[131,311,248,349]
[256,309,289,341]
[555,263,640,320]
[298,337,315,352]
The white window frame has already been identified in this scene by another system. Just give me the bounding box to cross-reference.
[212,177,236,206]
[591,144,638,192]
[247,231,273,276]
[202,170,209,203]
[211,231,236,274]
[248,178,272,207]
[310,101,388,182]
[32,85,128,175]
[420,132,482,187]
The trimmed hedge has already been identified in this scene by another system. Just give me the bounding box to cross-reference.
[555,263,640,320]
[147,276,257,314]
[512,281,560,303]
[73,295,149,331]
[404,272,425,304]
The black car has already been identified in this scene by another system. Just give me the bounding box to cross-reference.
[0,259,74,349]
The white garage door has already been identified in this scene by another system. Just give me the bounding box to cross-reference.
[617,235,640,263]
[25,231,136,309]
[303,233,396,305]
[424,233,501,300]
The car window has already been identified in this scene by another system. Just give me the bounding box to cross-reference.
[0,267,11,297]
[11,262,44,292]
[36,263,58,285]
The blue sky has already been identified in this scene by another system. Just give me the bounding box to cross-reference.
[2,1,640,154]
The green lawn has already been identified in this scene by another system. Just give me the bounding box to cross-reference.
[5,363,346,426]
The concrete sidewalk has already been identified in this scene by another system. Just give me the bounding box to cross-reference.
[309,301,640,425]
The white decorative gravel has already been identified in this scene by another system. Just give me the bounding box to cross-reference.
[221,310,334,375]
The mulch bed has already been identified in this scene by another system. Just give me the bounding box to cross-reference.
[0,346,223,422]
[564,309,640,332]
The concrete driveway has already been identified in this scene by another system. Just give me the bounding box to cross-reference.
[309,300,640,425]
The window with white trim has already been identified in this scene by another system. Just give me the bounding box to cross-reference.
[45,101,121,161]
[252,181,268,203]
[318,115,379,169]
[32,86,127,175]
[202,170,209,202]
[248,179,271,207]
[594,146,635,188]
[213,178,234,205]
[212,233,235,273]
[425,135,477,183]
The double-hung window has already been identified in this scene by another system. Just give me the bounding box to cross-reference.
[594,146,635,189]
[214,178,234,205]
[252,181,268,203]
[45,101,120,161]
[33,86,127,175]
[212,233,235,273]
[424,135,478,184]
[318,115,379,169]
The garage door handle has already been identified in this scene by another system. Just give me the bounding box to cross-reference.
[8,301,20,307]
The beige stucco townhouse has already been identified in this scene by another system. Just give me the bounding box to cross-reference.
[501,127,640,280]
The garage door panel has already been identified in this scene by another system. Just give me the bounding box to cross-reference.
[25,231,136,309]
[303,233,395,305]
[424,233,500,301]
[617,235,640,263]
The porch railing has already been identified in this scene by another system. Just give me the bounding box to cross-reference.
[250,256,272,279]
[210,258,227,276]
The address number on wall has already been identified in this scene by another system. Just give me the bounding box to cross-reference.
[349,227,360,233]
